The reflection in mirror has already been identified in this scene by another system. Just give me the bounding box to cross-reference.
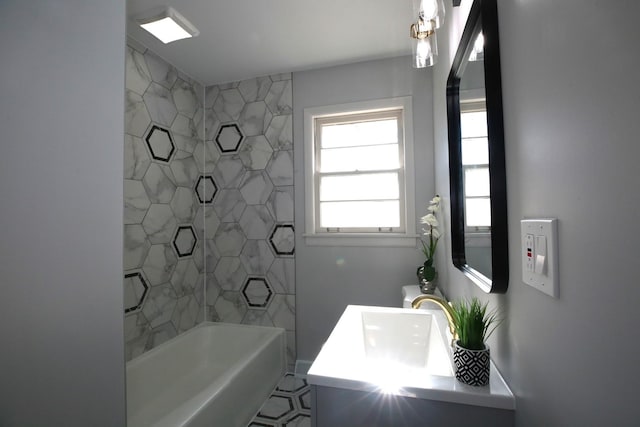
[447,0,508,293]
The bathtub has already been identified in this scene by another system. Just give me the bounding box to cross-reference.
[126,322,287,427]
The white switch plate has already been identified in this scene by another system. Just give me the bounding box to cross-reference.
[521,219,558,297]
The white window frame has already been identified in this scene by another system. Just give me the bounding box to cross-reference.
[303,97,418,247]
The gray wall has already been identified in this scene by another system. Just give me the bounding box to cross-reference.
[293,56,435,360]
[0,0,126,426]
[433,1,640,425]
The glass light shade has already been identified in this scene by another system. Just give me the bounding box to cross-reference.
[412,0,445,28]
[412,32,437,68]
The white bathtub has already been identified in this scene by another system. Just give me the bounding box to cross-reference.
[126,322,287,427]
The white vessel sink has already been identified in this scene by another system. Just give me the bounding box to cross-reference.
[308,305,515,410]
[361,310,453,376]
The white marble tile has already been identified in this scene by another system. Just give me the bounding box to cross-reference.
[144,50,178,89]
[243,278,272,308]
[285,331,298,372]
[171,294,200,333]
[171,78,199,118]
[266,150,294,186]
[124,224,151,270]
[172,133,198,154]
[212,156,246,188]
[124,179,151,224]
[270,225,295,255]
[193,106,206,141]
[240,170,274,205]
[239,136,274,171]
[145,321,177,351]
[193,273,206,306]
[169,152,199,187]
[239,205,275,240]
[142,244,178,286]
[265,80,293,115]
[143,163,176,204]
[213,88,245,122]
[214,291,247,324]
[170,187,197,223]
[240,240,275,275]
[124,273,147,313]
[265,114,293,150]
[174,226,197,257]
[218,81,239,90]
[142,282,178,328]
[125,89,151,137]
[124,313,150,361]
[212,189,247,222]
[194,206,220,240]
[267,258,295,294]
[126,46,152,96]
[143,82,178,127]
[267,294,295,331]
[204,108,221,141]
[270,73,292,82]
[205,273,221,305]
[192,240,205,273]
[170,114,197,139]
[193,141,219,173]
[205,85,220,108]
[243,310,274,327]
[170,259,199,296]
[204,238,220,272]
[239,101,272,137]
[124,134,151,180]
[214,223,246,257]
[267,186,294,222]
[238,77,272,102]
[214,256,247,291]
[142,204,177,244]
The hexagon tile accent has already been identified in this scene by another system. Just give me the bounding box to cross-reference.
[250,373,310,425]
[195,175,218,204]
[242,277,273,308]
[124,271,149,314]
[270,224,295,255]
[173,225,198,257]
[215,123,244,153]
[145,125,175,162]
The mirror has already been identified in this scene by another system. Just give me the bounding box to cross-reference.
[446,0,508,293]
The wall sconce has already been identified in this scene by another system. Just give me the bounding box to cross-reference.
[410,17,437,68]
[137,7,199,44]
[410,0,445,68]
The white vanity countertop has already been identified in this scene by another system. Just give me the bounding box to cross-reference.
[307,304,515,410]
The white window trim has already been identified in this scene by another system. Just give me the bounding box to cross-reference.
[303,96,418,247]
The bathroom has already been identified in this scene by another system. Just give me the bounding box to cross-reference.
[1,0,639,426]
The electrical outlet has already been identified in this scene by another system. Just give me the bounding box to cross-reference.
[521,219,558,298]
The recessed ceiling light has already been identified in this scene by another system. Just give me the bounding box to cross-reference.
[138,7,199,44]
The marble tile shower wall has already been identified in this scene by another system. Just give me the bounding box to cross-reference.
[203,75,296,367]
[123,43,206,360]
[123,42,296,366]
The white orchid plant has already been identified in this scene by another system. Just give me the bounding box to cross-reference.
[418,195,442,282]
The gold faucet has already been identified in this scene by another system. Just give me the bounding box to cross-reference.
[411,295,458,340]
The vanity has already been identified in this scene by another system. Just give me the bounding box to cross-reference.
[307,305,514,426]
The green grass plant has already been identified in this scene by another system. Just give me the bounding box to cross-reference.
[451,298,502,351]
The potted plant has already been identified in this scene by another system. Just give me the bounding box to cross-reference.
[450,297,502,386]
[417,195,441,293]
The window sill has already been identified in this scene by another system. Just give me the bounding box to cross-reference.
[303,233,419,247]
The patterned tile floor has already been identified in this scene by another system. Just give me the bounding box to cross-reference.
[248,373,311,426]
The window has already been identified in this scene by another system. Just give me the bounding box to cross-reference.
[304,97,417,246]
[460,100,491,232]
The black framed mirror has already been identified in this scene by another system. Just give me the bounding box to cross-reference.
[447,0,508,293]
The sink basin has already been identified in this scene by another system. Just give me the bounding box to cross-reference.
[308,305,515,412]
[361,310,452,375]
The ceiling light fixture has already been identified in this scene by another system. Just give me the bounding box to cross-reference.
[138,7,199,44]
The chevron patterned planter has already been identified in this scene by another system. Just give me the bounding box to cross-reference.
[453,341,490,387]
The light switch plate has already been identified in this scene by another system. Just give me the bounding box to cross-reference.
[521,219,558,297]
